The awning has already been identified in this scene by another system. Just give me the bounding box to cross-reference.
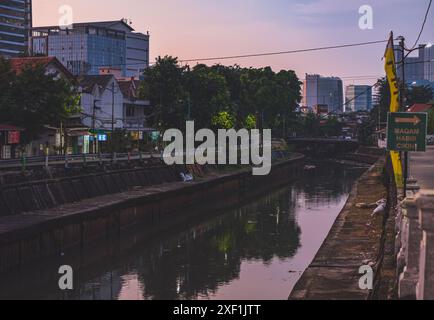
[66,128,91,137]
[0,124,24,132]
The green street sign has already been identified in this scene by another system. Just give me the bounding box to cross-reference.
[89,129,106,135]
[387,112,428,152]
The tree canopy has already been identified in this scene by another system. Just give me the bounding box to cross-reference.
[141,56,302,135]
[0,57,79,142]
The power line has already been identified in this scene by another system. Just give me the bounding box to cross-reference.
[402,59,434,66]
[85,39,390,68]
[177,39,389,63]
[409,0,433,50]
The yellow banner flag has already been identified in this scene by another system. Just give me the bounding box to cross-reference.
[384,32,403,188]
[390,151,403,187]
[384,33,400,113]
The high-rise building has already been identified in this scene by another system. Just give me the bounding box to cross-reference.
[31,19,149,78]
[345,85,373,113]
[394,44,425,83]
[302,74,344,113]
[0,0,32,57]
[424,45,434,82]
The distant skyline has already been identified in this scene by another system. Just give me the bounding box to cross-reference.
[32,0,434,85]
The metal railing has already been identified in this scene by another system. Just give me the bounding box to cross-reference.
[0,152,162,170]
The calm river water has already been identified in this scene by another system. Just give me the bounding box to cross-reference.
[0,162,366,300]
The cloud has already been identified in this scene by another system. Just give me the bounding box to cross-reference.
[291,0,408,16]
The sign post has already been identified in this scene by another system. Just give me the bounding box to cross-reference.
[387,112,428,152]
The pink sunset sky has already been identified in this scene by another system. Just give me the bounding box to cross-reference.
[33,0,433,85]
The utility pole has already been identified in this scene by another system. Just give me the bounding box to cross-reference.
[92,100,97,154]
[92,99,101,154]
[399,36,408,196]
[60,121,63,155]
[111,81,115,153]
[399,36,408,197]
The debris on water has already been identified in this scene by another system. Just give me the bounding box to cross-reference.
[356,202,377,209]
[372,199,387,217]
[304,165,316,171]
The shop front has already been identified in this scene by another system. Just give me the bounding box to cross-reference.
[0,125,24,159]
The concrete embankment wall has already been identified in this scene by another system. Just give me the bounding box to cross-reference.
[0,156,305,273]
[0,165,183,216]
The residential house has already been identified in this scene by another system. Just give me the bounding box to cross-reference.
[78,74,124,153]
[408,103,433,113]
[118,78,152,135]
[8,56,76,156]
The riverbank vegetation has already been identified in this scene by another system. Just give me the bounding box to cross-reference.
[139,56,302,136]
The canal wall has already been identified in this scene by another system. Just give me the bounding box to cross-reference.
[0,164,184,216]
[0,155,305,273]
[290,156,398,300]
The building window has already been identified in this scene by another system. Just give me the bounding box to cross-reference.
[126,106,135,117]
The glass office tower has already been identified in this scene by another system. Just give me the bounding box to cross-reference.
[0,0,32,57]
[32,20,149,77]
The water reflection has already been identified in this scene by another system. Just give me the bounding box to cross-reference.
[0,162,365,300]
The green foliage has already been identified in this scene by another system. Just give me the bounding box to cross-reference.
[244,114,257,130]
[99,129,133,153]
[373,78,390,125]
[322,117,343,137]
[358,120,376,145]
[141,57,302,135]
[298,113,321,137]
[407,85,433,106]
[141,56,187,131]
[211,111,235,129]
[0,57,79,142]
[186,64,232,128]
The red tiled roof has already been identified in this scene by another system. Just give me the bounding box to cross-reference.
[10,57,57,74]
[9,57,75,80]
[118,79,141,99]
[408,103,433,113]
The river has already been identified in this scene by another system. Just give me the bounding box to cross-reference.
[0,162,366,300]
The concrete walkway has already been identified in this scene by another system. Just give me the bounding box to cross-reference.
[290,160,395,300]
[410,146,434,190]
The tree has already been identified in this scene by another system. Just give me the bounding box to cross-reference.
[297,113,321,137]
[185,64,231,129]
[321,117,343,137]
[372,78,390,126]
[244,114,257,130]
[140,58,302,134]
[237,67,301,134]
[407,85,433,106]
[0,58,15,114]
[141,56,187,131]
[211,111,235,130]
[0,58,79,143]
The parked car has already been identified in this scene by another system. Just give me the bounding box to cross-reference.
[427,135,434,145]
